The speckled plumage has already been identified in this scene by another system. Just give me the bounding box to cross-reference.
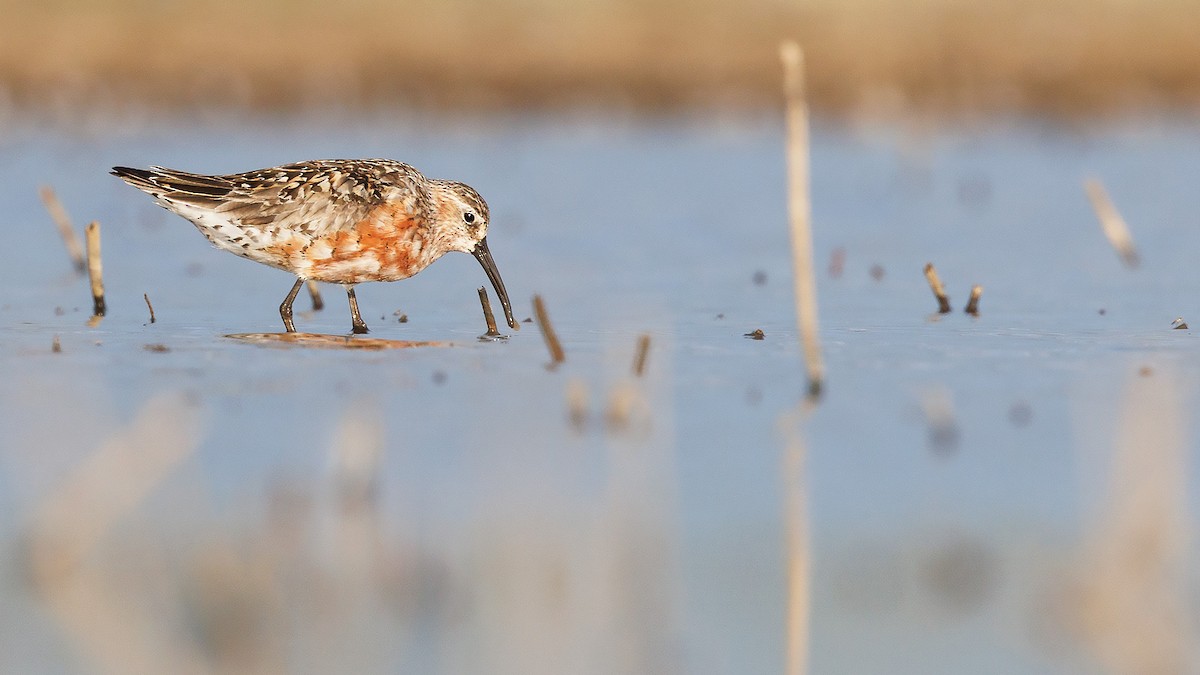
[112,159,517,334]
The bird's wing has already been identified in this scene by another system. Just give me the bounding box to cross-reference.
[112,160,429,238]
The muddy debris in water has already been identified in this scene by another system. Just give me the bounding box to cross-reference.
[392,310,408,323]
[143,344,170,353]
[1170,317,1188,330]
[1099,308,1107,316]
[716,313,725,320]
[432,371,447,385]
[1139,366,1153,377]
[1008,401,1033,428]
[752,270,768,286]
[828,247,845,279]
[566,378,588,433]
[745,329,765,340]
[919,535,997,613]
[923,263,952,314]
[870,264,885,282]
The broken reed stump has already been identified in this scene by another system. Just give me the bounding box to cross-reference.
[632,334,651,377]
[923,263,952,314]
[532,294,565,367]
[143,293,156,323]
[39,186,86,274]
[84,221,106,317]
[476,286,505,341]
[964,285,983,316]
[566,378,588,432]
[306,280,324,311]
[781,40,825,400]
[1084,178,1140,269]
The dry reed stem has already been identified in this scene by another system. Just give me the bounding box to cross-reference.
[84,221,105,317]
[39,186,85,274]
[779,410,810,675]
[1072,371,1192,672]
[51,335,62,353]
[28,393,207,674]
[1084,179,1140,269]
[605,381,641,433]
[305,280,324,311]
[964,284,983,316]
[633,334,651,377]
[476,286,503,339]
[920,387,960,456]
[532,294,565,367]
[923,263,951,314]
[143,292,156,323]
[780,41,824,399]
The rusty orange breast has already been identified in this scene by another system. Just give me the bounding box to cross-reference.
[301,203,431,284]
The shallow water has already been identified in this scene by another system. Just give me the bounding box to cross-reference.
[1,112,1198,673]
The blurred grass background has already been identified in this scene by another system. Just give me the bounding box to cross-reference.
[1,0,1197,119]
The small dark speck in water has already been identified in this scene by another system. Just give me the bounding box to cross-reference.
[432,371,447,385]
[744,329,765,340]
[185,262,204,277]
[716,313,725,320]
[144,344,170,353]
[752,270,768,286]
[929,423,961,457]
[1139,365,1153,377]
[54,306,64,316]
[870,264,885,282]
[1098,308,1107,315]
[522,317,533,323]
[1007,401,1032,428]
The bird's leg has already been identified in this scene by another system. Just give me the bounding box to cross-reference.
[346,286,369,334]
[280,278,304,333]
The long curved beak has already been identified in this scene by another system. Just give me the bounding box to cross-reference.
[472,237,519,330]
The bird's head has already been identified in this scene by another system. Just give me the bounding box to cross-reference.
[429,180,518,330]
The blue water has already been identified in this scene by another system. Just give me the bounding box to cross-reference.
[0,111,1198,673]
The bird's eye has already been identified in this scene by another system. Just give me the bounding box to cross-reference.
[463,212,476,224]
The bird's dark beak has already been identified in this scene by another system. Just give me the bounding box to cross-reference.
[472,237,519,330]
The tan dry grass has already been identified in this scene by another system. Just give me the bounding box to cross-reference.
[0,0,1197,118]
